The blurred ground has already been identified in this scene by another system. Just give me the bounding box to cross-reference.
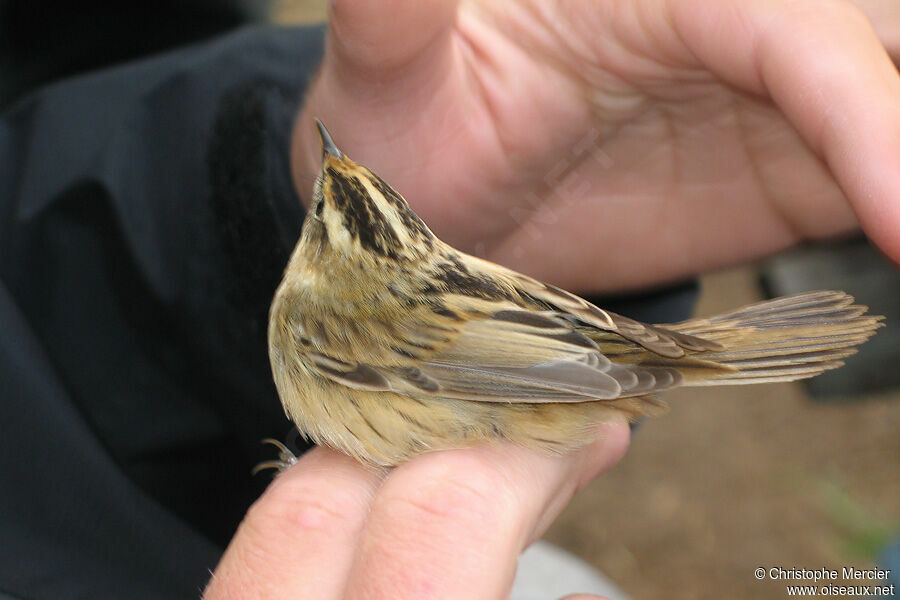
[278,5,899,598]
[546,268,899,599]
[271,0,327,24]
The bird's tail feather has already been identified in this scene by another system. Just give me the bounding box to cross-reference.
[658,291,883,385]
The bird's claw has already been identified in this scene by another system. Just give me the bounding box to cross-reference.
[252,438,299,475]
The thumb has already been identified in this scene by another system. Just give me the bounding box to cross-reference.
[329,0,459,74]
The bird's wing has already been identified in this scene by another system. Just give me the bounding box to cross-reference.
[506,272,725,358]
[308,305,683,403]
[407,308,684,402]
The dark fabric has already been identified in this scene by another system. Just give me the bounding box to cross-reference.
[586,280,699,326]
[0,25,323,599]
[0,23,695,599]
[0,0,265,108]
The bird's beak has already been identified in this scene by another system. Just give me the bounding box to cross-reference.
[316,119,342,161]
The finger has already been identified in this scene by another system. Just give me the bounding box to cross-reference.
[293,0,461,204]
[668,0,900,264]
[203,447,381,600]
[343,417,630,600]
[329,0,459,75]
[852,0,900,58]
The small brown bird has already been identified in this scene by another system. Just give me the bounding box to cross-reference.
[265,120,882,468]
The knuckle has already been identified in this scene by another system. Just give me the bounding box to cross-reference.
[382,453,521,532]
[246,474,369,540]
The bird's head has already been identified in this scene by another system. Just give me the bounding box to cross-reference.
[300,120,436,269]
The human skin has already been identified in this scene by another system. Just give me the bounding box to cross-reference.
[293,0,900,293]
[205,1,900,598]
[204,421,628,599]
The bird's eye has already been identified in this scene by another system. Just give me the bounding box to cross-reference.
[312,175,325,218]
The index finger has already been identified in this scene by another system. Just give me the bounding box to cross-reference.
[343,418,630,599]
[203,447,382,600]
[669,0,900,263]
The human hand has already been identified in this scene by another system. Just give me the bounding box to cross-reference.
[202,420,629,599]
[293,0,900,293]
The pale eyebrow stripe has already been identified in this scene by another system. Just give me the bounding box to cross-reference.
[357,174,410,245]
